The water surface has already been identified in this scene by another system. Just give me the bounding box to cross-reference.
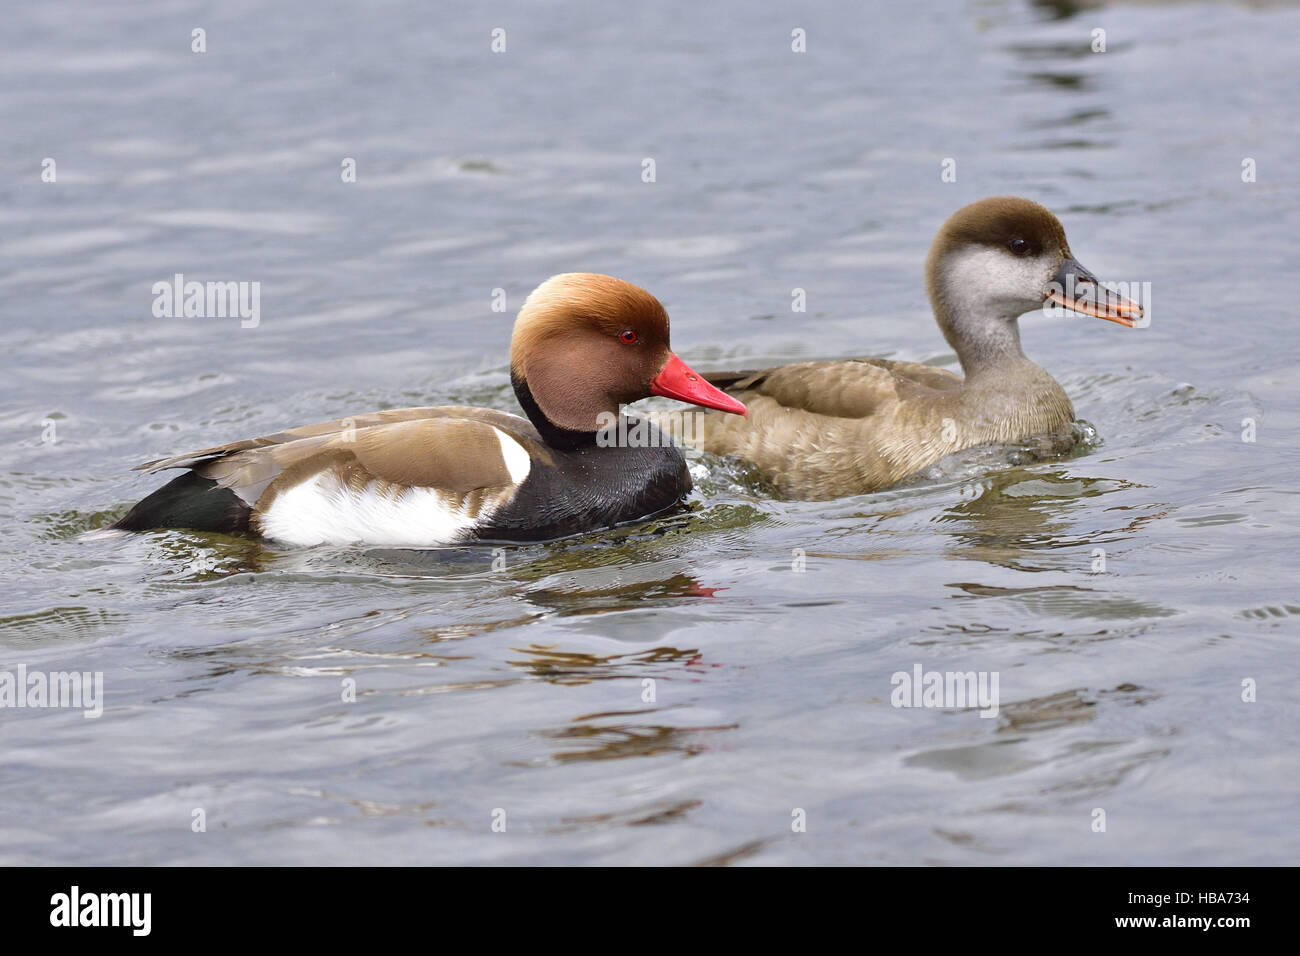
[2,0,1298,864]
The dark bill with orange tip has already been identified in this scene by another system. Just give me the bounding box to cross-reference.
[651,352,748,416]
[1046,257,1145,327]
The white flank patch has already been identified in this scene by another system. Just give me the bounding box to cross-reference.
[258,472,494,547]
[493,427,532,485]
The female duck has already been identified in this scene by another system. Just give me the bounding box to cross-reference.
[665,197,1142,499]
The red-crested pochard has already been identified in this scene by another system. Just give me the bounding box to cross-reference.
[657,197,1143,499]
[105,273,747,545]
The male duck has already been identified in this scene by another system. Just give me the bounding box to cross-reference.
[107,273,747,545]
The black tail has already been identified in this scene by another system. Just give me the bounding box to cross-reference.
[112,471,251,534]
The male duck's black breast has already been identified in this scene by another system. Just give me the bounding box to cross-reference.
[473,429,691,543]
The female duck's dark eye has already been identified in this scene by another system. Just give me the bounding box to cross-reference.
[619,329,638,344]
[1009,238,1031,256]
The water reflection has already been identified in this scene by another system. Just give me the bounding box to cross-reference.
[905,684,1164,782]
[554,798,702,828]
[542,721,721,763]
[524,573,722,616]
[935,467,1159,570]
[1026,0,1096,23]
[507,644,702,685]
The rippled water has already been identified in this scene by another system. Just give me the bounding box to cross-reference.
[2,0,1298,864]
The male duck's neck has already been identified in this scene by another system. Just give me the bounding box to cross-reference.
[511,372,600,451]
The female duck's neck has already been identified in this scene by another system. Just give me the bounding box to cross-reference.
[511,373,600,450]
[934,301,1036,383]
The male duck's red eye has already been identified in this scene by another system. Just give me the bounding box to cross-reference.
[619,329,638,344]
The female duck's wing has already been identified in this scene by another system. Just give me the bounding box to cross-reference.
[705,359,961,420]
[664,361,965,499]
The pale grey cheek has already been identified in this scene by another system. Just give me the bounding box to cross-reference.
[941,248,1044,313]
[946,248,1024,308]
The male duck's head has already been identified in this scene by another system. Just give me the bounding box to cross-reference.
[509,273,746,439]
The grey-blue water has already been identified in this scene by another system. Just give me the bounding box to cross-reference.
[2,0,1297,865]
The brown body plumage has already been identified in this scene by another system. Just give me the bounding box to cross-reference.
[687,357,1073,499]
